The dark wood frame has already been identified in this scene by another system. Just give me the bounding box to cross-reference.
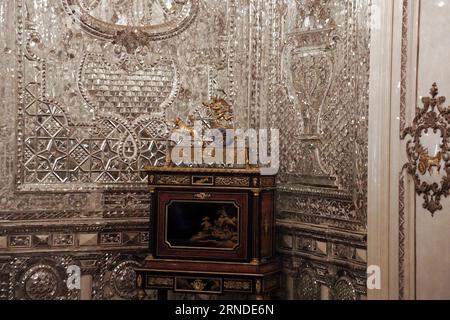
[156,190,249,261]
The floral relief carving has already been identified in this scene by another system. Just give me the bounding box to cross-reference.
[12,257,80,300]
[215,176,250,187]
[148,277,174,287]
[402,83,450,215]
[223,280,251,291]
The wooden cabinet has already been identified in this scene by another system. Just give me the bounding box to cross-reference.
[136,167,281,299]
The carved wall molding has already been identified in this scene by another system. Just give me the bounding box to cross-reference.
[0,210,149,222]
[398,0,410,301]
[399,0,410,133]
[277,218,367,301]
[0,222,149,253]
[280,254,366,300]
[277,226,366,265]
[277,189,365,232]
[0,253,147,300]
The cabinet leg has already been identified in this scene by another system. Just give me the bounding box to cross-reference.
[136,274,146,300]
[137,288,147,300]
[157,289,168,300]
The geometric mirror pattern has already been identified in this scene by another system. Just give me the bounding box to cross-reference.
[14,0,252,190]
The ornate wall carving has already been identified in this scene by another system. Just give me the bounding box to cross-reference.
[0,0,252,299]
[0,0,371,299]
[273,0,370,300]
[7,0,258,191]
[273,0,370,206]
[402,83,450,215]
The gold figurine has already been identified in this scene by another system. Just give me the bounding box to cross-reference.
[418,145,442,176]
[202,97,234,129]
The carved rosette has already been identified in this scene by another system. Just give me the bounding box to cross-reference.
[402,83,450,215]
[13,257,79,300]
[21,265,61,300]
[110,261,141,299]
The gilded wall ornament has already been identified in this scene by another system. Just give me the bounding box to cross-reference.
[402,83,450,215]
[215,176,250,187]
[223,280,251,291]
[148,277,174,287]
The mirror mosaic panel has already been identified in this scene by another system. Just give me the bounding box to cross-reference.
[0,0,371,299]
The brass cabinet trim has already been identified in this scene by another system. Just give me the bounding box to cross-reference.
[174,276,222,294]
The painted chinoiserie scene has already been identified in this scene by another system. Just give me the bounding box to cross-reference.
[0,0,449,303]
[166,201,239,250]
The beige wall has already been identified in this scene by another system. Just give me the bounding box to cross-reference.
[415,0,450,299]
[368,0,450,300]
